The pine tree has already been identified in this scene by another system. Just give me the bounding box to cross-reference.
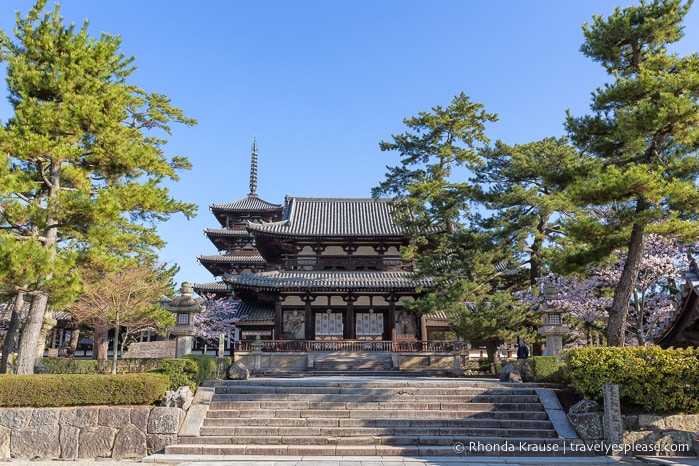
[564,0,699,346]
[0,1,196,373]
[472,137,580,287]
[374,93,530,362]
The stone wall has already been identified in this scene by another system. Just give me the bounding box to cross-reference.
[623,414,699,456]
[0,405,183,460]
[568,407,699,457]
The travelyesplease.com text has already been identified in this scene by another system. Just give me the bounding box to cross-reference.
[452,440,691,456]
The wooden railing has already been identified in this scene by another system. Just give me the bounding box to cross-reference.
[233,340,459,352]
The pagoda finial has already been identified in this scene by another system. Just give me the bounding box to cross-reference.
[249,138,258,196]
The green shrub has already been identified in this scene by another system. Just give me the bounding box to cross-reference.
[564,346,699,413]
[42,357,166,374]
[117,358,164,374]
[0,373,170,407]
[526,356,565,383]
[183,354,219,386]
[42,358,100,374]
[149,358,199,390]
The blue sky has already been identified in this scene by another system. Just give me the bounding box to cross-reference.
[1,1,698,289]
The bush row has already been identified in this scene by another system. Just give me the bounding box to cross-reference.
[564,346,699,413]
[0,355,232,407]
[42,357,165,374]
[0,373,171,407]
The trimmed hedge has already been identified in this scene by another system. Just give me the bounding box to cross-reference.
[526,356,565,383]
[183,354,219,386]
[149,358,199,391]
[42,357,165,374]
[0,373,171,407]
[42,358,101,374]
[564,346,699,413]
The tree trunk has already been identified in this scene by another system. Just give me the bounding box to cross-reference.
[634,289,645,347]
[93,325,109,361]
[485,340,500,374]
[34,310,57,369]
[15,162,60,374]
[0,292,25,373]
[111,322,119,375]
[14,292,49,374]
[67,328,80,358]
[607,223,646,346]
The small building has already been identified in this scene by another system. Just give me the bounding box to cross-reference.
[654,252,699,348]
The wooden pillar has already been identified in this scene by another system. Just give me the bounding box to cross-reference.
[303,294,315,340]
[344,294,357,340]
[274,299,282,341]
[388,294,397,341]
[420,315,428,342]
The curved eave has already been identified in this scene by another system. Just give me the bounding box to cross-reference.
[247,223,406,243]
[198,254,267,277]
[204,228,252,251]
[193,281,231,299]
[226,271,431,294]
[198,254,266,265]
[249,228,408,265]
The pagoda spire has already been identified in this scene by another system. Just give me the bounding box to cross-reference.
[249,138,258,196]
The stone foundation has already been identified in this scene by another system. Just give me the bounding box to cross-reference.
[0,405,183,460]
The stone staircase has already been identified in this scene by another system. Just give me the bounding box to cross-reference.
[166,378,589,458]
[310,351,395,374]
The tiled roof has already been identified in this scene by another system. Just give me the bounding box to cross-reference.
[204,228,250,237]
[653,254,699,345]
[210,194,282,212]
[193,281,230,296]
[198,254,266,265]
[229,270,430,291]
[236,301,275,322]
[247,197,403,237]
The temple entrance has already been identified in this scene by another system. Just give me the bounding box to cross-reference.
[314,310,344,340]
[355,311,385,341]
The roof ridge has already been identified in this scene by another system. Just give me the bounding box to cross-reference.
[286,196,393,202]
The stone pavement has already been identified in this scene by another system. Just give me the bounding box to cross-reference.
[2,454,698,466]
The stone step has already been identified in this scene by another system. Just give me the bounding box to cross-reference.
[212,383,540,394]
[205,379,550,390]
[178,378,579,457]
[204,409,550,421]
[209,393,542,404]
[202,417,554,430]
[197,425,559,439]
[165,440,592,457]
[207,403,544,415]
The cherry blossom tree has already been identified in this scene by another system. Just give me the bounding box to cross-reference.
[194,296,240,346]
[522,235,688,347]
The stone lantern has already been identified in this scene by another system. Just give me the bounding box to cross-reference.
[165,282,203,358]
[537,282,570,357]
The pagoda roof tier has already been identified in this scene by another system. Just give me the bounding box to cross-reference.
[227,270,431,293]
[204,228,253,250]
[210,194,283,227]
[205,228,250,238]
[193,281,230,297]
[198,254,267,276]
[210,195,282,214]
[247,197,404,239]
